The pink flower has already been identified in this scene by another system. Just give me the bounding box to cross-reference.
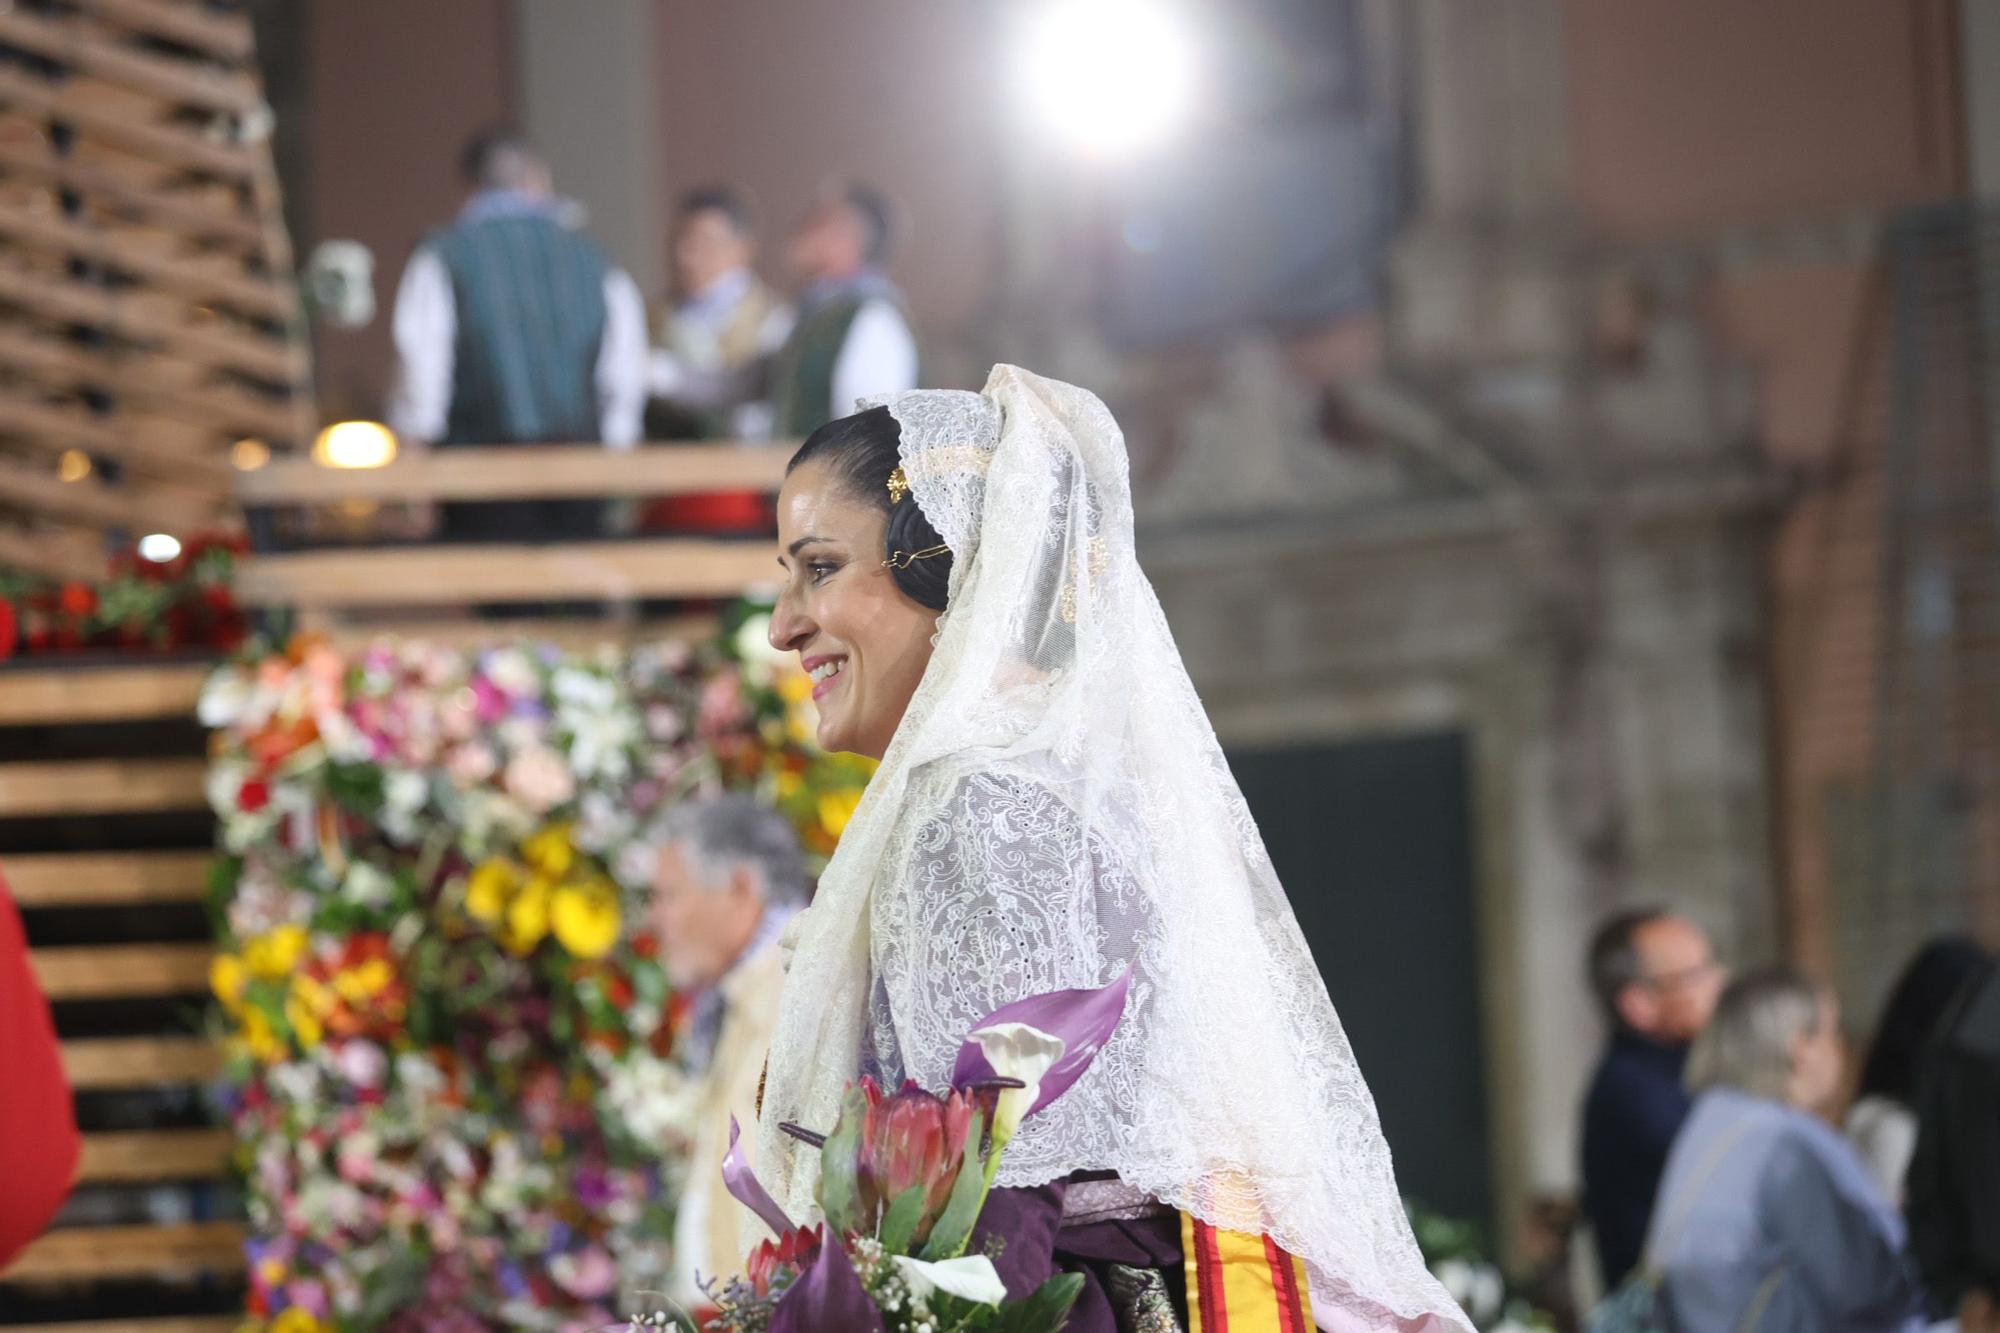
[550,1245,617,1300]
[332,1040,387,1090]
[445,742,497,788]
[503,746,574,814]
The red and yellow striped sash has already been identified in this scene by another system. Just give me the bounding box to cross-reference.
[1181,1213,1315,1333]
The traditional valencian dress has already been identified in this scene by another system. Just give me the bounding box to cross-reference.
[756,367,1472,1332]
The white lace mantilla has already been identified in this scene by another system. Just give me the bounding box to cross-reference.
[756,366,1470,1331]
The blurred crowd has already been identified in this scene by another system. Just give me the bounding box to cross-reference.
[380,126,920,541]
[1579,910,1999,1331]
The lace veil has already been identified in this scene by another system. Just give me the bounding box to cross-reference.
[755,365,1469,1331]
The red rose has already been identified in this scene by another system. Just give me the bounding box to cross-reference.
[57,582,96,618]
[237,778,271,814]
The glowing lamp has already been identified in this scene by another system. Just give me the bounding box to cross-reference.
[312,420,398,470]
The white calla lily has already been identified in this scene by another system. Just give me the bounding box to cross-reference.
[970,1021,1066,1144]
[891,1253,1009,1306]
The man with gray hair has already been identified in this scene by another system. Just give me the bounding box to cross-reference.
[635,792,805,1306]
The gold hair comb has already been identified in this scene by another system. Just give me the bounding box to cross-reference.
[882,544,950,570]
[886,466,910,505]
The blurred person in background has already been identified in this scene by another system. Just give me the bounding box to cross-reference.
[1907,948,2000,1332]
[0,866,78,1269]
[388,126,648,541]
[1848,936,1990,1208]
[633,793,806,1309]
[768,179,919,438]
[1642,967,1921,1332]
[646,186,794,442]
[1581,908,1728,1290]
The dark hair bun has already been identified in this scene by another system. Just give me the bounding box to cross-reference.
[885,491,951,611]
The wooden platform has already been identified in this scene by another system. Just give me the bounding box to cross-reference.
[0,663,209,726]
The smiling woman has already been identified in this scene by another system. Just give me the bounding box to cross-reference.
[755,366,1472,1333]
[768,407,947,759]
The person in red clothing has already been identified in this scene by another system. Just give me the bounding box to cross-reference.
[0,866,79,1270]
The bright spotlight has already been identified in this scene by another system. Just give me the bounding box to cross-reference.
[1020,0,1197,156]
[137,532,182,563]
[312,420,398,470]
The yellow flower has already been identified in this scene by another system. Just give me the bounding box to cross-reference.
[242,1007,285,1063]
[502,877,552,955]
[271,1309,327,1333]
[465,858,520,925]
[818,788,863,840]
[210,954,247,1012]
[244,924,309,980]
[521,822,576,878]
[284,989,325,1050]
[333,957,394,1005]
[773,770,804,800]
[775,667,814,704]
[550,878,621,960]
[785,702,816,746]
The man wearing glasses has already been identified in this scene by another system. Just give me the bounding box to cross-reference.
[1580,908,1728,1292]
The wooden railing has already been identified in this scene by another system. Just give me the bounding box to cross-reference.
[236,442,795,644]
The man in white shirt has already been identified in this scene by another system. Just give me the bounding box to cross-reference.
[768,180,920,438]
[387,127,647,541]
[647,187,794,442]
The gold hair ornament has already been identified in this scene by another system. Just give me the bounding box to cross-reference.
[887,467,911,505]
[882,544,950,570]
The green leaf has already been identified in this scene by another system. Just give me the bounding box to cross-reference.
[878,1183,929,1255]
[919,1105,989,1261]
[993,1273,1086,1332]
[815,1083,870,1234]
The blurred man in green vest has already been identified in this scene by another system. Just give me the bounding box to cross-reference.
[769,180,919,438]
[389,127,648,542]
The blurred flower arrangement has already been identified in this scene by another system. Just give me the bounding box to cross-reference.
[682,971,1133,1333]
[203,612,870,1332]
[0,530,248,659]
[1406,1204,1558,1333]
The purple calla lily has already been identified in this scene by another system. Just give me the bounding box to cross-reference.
[768,1226,887,1333]
[950,961,1134,1120]
[723,1115,796,1239]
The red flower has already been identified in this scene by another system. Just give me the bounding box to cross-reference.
[57,582,95,618]
[823,1077,977,1247]
[746,1226,822,1298]
[237,778,271,814]
[0,599,15,661]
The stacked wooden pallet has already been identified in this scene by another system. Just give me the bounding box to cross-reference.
[0,662,240,1331]
[0,0,310,581]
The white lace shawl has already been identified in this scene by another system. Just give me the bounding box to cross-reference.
[754,366,1470,1330]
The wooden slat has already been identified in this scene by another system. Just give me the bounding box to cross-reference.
[29,942,211,1000]
[0,523,105,580]
[0,11,261,116]
[4,850,211,906]
[0,757,207,816]
[238,540,783,608]
[0,137,267,248]
[0,451,225,530]
[0,263,306,385]
[0,663,208,725]
[0,68,256,179]
[1,1222,245,1282]
[78,0,256,62]
[0,205,293,320]
[0,387,235,481]
[76,1128,231,1183]
[63,1035,222,1089]
[318,611,721,655]
[5,1312,241,1320]
[236,443,795,504]
[0,323,300,440]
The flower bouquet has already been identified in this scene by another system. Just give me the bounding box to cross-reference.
[683,968,1133,1333]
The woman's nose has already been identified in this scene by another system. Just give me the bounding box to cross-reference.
[769,589,813,653]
